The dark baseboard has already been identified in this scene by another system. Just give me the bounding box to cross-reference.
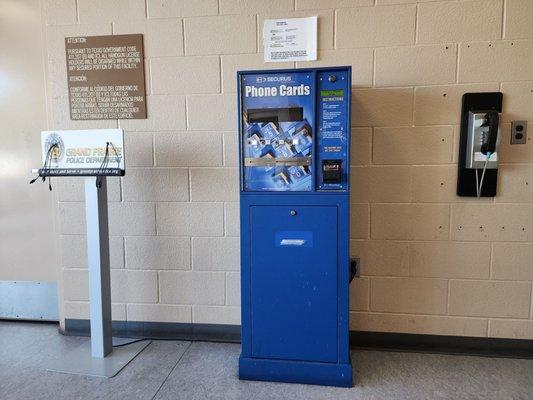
[2,318,58,325]
[349,331,533,359]
[63,319,241,343]
[63,319,533,359]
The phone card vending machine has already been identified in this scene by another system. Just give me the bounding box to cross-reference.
[238,67,353,387]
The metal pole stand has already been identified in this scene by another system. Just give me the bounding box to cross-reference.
[46,177,150,378]
[86,176,113,357]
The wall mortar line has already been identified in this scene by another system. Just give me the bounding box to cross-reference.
[501,0,507,39]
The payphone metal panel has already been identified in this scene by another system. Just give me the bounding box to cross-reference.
[238,67,352,388]
[457,92,502,197]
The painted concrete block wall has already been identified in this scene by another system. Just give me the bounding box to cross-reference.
[43,0,533,339]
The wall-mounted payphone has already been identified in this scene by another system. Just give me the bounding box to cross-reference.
[238,67,352,387]
[457,92,503,197]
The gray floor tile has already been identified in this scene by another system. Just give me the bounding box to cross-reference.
[1,321,533,400]
[154,342,533,400]
[0,322,190,400]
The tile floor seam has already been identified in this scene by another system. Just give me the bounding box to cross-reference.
[150,341,193,400]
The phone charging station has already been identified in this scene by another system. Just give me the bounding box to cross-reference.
[32,129,150,378]
[238,67,353,387]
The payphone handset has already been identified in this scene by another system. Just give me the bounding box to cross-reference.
[465,110,502,197]
[479,111,500,155]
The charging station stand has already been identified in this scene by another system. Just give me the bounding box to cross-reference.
[34,129,150,378]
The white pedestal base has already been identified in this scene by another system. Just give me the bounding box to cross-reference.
[46,339,151,378]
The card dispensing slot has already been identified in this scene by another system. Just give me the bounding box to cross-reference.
[247,107,304,124]
[322,160,342,184]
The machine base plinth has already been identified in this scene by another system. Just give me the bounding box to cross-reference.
[46,338,151,378]
[238,355,353,387]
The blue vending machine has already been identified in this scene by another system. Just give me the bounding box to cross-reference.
[238,67,353,387]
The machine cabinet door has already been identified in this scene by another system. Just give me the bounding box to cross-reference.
[250,205,338,363]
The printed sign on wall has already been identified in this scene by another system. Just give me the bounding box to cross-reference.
[263,16,317,62]
[65,34,146,120]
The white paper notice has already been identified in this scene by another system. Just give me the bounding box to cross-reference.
[263,16,317,62]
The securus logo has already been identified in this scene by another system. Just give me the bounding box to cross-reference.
[255,75,292,83]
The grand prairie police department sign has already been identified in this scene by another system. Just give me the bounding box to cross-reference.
[41,129,125,175]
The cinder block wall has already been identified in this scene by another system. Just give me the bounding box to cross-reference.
[43,0,533,339]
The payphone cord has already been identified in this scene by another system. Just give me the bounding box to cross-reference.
[29,143,58,191]
[475,152,491,198]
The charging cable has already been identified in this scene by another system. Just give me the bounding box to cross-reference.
[95,142,121,188]
[475,151,491,198]
[29,143,59,191]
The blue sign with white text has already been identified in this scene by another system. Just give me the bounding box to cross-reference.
[240,69,350,192]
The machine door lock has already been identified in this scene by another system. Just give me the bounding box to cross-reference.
[322,160,342,184]
[289,210,297,216]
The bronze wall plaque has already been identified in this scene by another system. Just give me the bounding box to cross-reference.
[65,34,146,120]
